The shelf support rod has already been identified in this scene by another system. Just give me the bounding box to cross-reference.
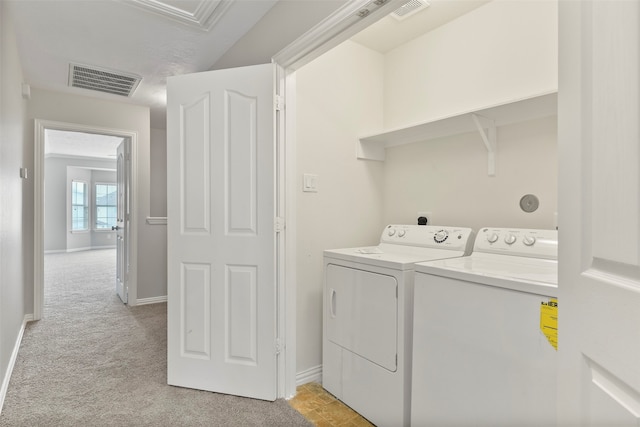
[471,113,497,176]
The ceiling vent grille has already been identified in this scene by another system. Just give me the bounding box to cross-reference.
[391,0,430,21]
[68,63,141,97]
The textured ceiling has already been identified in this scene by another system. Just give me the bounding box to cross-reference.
[7,0,487,132]
[6,0,279,129]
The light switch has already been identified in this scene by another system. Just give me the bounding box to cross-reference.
[303,173,318,193]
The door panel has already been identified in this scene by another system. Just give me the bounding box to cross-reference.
[181,94,210,234]
[167,64,276,401]
[558,1,640,424]
[115,140,128,303]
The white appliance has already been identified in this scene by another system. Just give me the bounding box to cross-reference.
[411,227,558,427]
[323,224,474,427]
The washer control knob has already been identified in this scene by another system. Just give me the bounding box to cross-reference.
[398,229,406,237]
[388,228,396,237]
[487,233,499,243]
[523,235,537,246]
[504,233,517,245]
[434,230,449,243]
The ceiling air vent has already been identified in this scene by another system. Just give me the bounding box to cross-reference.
[68,63,141,97]
[391,0,430,21]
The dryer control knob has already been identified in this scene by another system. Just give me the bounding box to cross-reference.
[434,230,449,243]
[487,233,499,243]
[523,235,537,246]
[388,228,396,237]
[398,229,406,237]
[505,233,517,245]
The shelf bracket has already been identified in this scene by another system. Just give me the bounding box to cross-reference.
[471,113,497,176]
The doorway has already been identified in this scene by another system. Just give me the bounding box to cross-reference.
[34,119,138,320]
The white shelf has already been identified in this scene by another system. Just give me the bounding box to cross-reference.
[357,91,558,173]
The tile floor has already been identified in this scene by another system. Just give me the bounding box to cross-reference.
[288,382,375,427]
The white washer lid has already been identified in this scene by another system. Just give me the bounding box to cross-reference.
[415,252,558,295]
[324,244,468,271]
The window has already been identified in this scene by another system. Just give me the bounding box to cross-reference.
[71,180,88,231]
[95,183,117,230]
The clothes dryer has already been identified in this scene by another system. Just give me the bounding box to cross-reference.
[323,225,474,427]
[411,227,558,427]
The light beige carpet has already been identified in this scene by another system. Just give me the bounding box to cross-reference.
[0,249,310,426]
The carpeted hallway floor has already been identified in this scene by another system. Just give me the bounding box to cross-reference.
[0,249,311,426]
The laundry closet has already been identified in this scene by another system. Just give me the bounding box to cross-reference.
[294,0,558,388]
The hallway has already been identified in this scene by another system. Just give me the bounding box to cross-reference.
[0,250,309,426]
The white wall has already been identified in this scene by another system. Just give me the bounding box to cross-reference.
[0,0,28,406]
[295,40,386,375]
[381,0,558,229]
[383,116,557,230]
[26,88,164,303]
[384,0,558,129]
[150,128,167,217]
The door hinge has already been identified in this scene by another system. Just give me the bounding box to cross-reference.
[275,95,284,111]
[275,339,283,355]
[274,217,285,233]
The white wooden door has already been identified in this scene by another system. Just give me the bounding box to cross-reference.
[115,140,129,304]
[166,64,277,400]
[558,1,640,425]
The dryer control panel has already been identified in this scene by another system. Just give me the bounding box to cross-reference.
[381,225,474,252]
[475,227,558,260]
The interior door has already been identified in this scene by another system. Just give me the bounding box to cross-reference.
[115,140,129,304]
[166,64,277,400]
[558,1,640,425]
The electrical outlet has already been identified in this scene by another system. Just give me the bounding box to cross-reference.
[417,211,433,225]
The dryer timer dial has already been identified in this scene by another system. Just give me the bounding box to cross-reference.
[434,230,449,243]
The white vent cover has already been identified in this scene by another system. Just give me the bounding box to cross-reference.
[68,63,141,97]
[391,0,430,21]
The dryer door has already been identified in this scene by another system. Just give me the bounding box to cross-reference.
[326,264,398,371]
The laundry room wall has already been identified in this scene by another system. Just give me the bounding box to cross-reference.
[381,0,558,230]
[295,39,386,379]
[27,88,165,304]
[383,116,557,230]
[383,0,558,129]
[294,0,559,382]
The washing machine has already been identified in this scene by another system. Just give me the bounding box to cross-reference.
[411,227,558,427]
[323,224,474,427]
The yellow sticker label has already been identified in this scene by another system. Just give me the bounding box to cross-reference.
[540,298,558,350]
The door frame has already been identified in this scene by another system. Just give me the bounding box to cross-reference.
[33,119,139,320]
[273,0,406,398]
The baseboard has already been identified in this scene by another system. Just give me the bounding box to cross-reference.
[135,295,167,306]
[0,314,33,415]
[296,365,322,386]
[44,249,67,254]
[67,245,116,253]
